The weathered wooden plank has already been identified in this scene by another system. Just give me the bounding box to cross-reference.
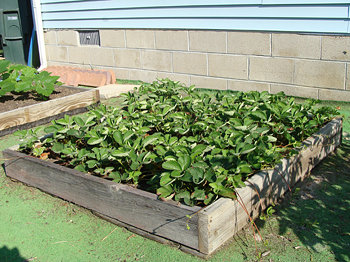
[107,184,200,248]
[198,118,342,254]
[3,149,200,250]
[93,211,181,247]
[26,89,99,123]
[198,198,235,254]
[0,88,100,134]
[95,210,209,259]
[0,106,90,137]
[198,196,258,255]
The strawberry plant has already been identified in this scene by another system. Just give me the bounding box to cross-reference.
[16,79,338,206]
[0,59,61,99]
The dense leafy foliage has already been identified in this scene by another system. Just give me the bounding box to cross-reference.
[16,79,337,206]
[0,60,61,99]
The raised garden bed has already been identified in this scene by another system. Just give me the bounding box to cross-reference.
[3,117,342,257]
[0,86,100,137]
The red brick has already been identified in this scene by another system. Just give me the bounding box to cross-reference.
[43,66,115,87]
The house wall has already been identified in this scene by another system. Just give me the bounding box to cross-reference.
[44,29,350,101]
[40,0,350,34]
[40,0,350,101]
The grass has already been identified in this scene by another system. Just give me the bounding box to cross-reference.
[0,89,349,261]
[116,78,143,85]
[275,143,350,262]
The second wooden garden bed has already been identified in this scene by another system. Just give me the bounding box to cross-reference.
[0,87,100,137]
[2,118,342,257]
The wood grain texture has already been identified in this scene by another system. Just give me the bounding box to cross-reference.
[0,106,92,137]
[3,149,200,250]
[198,118,342,254]
[0,88,99,132]
[95,211,208,258]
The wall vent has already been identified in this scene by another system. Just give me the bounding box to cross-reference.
[79,30,100,46]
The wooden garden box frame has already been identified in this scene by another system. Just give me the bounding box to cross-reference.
[0,87,100,137]
[2,118,342,257]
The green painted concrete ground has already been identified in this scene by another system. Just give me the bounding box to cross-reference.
[1,96,350,262]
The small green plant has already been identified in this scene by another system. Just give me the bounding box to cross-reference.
[116,78,143,85]
[292,187,301,198]
[16,79,338,206]
[0,59,61,99]
[260,204,276,221]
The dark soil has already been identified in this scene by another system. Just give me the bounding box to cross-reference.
[0,86,84,114]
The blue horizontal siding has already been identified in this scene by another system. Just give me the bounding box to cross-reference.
[43,19,349,34]
[262,0,350,4]
[40,0,350,5]
[40,1,350,34]
[41,1,262,12]
[42,6,348,20]
[41,0,98,3]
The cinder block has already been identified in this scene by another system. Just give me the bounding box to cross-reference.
[47,61,65,67]
[319,89,350,102]
[227,32,270,55]
[67,46,90,64]
[322,36,350,61]
[208,54,247,79]
[75,64,92,69]
[100,30,125,48]
[173,52,207,75]
[156,72,191,86]
[249,57,294,84]
[126,30,155,49]
[57,30,78,46]
[272,33,321,59]
[294,60,345,89]
[270,84,318,99]
[67,64,91,70]
[114,49,141,68]
[227,80,269,93]
[113,68,130,80]
[190,76,227,90]
[142,50,172,72]
[129,70,157,83]
[44,30,57,45]
[189,31,226,53]
[89,48,115,67]
[155,30,188,51]
[46,45,68,62]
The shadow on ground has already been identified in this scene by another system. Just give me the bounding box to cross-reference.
[0,245,27,262]
[273,142,350,261]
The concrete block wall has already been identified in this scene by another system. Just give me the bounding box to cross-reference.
[44,29,350,101]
